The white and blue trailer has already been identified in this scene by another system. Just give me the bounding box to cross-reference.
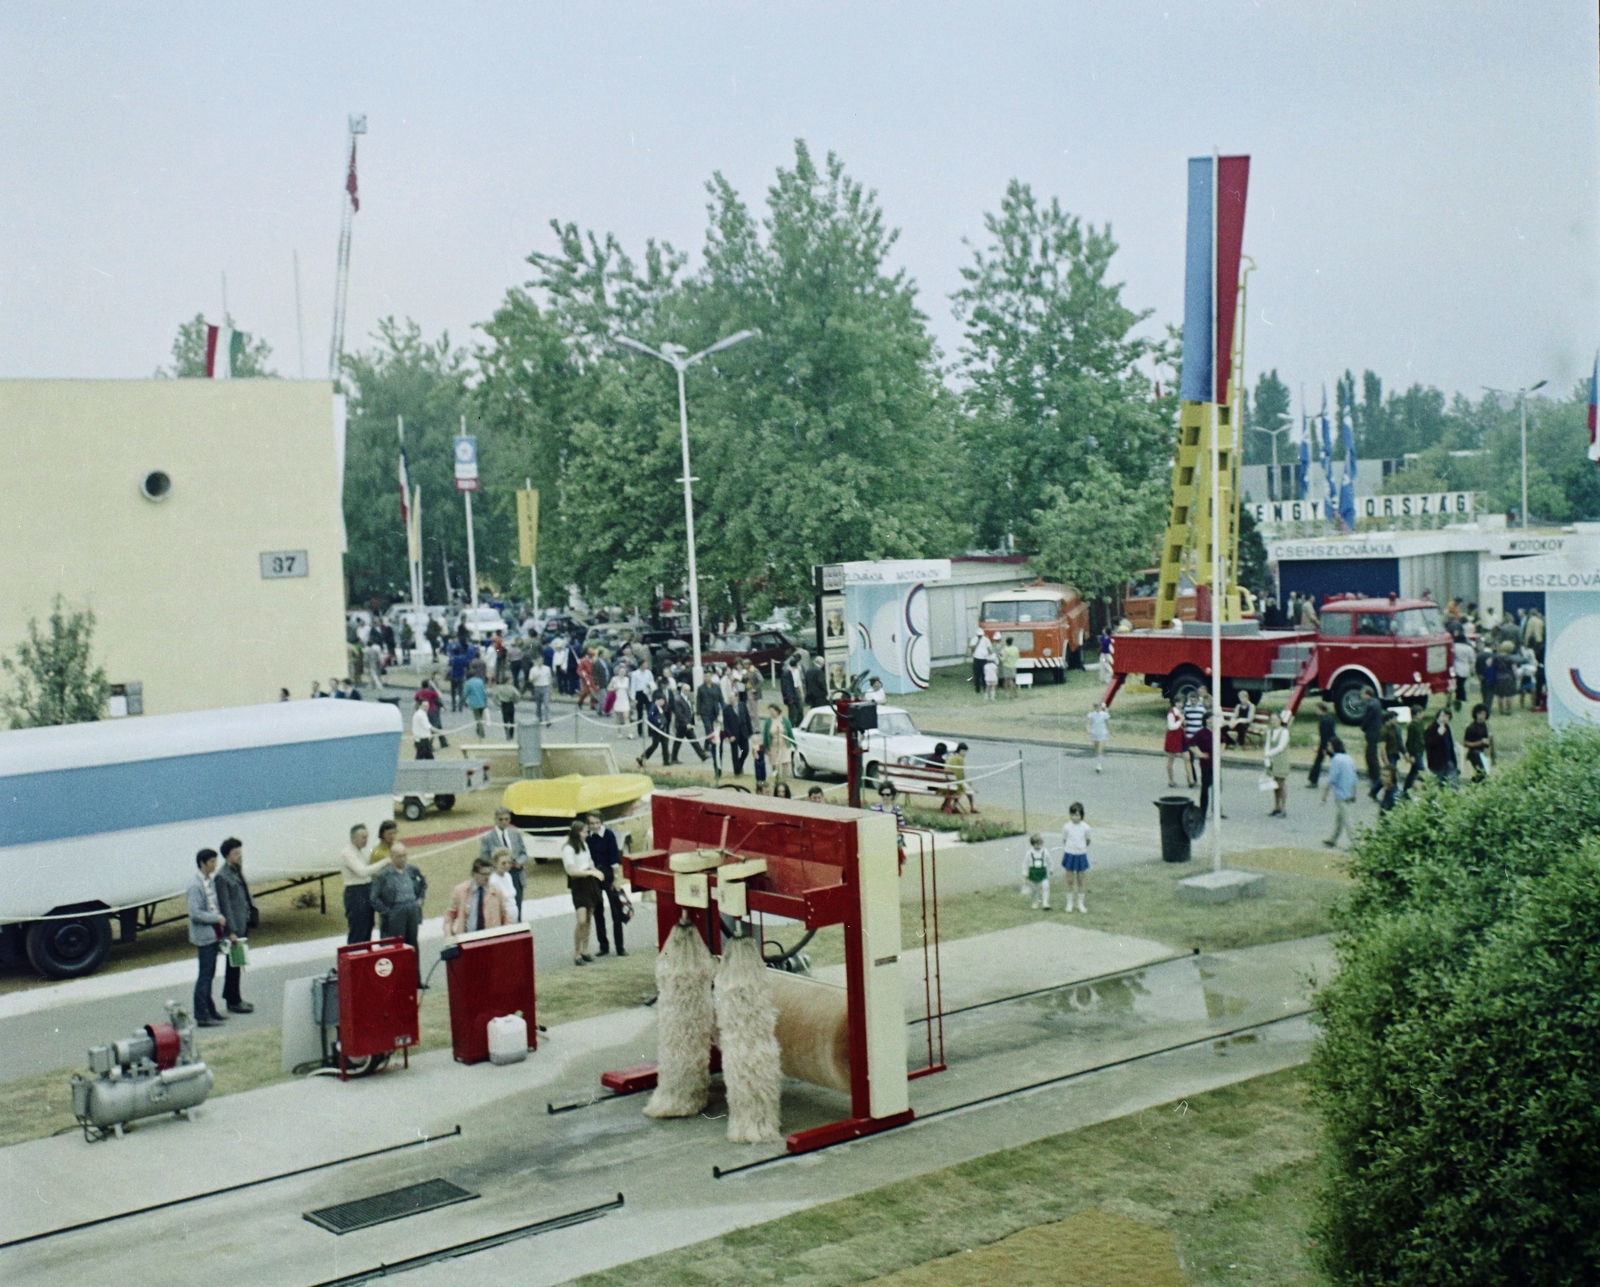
[0,701,401,978]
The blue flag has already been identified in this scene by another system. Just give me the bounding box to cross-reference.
[1338,397,1358,530]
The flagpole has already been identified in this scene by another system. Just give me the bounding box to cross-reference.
[462,414,479,610]
[526,477,539,619]
[1210,149,1223,874]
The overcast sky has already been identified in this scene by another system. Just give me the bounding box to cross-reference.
[3,2,1596,408]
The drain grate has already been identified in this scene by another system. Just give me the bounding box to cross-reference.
[305,1178,478,1234]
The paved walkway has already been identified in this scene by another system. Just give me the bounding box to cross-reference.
[0,926,1331,1287]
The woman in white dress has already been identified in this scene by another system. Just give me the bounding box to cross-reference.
[610,667,632,736]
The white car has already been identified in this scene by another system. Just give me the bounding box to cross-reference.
[457,607,508,642]
[789,705,945,786]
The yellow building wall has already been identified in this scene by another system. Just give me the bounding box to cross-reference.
[0,380,348,715]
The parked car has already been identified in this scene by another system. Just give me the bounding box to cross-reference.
[456,607,508,642]
[789,704,944,787]
[700,629,795,673]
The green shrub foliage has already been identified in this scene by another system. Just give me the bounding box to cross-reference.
[1310,731,1600,1283]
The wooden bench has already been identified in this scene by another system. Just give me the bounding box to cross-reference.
[1220,709,1270,749]
[880,761,975,814]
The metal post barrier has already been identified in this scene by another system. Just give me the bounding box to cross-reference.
[1017,749,1028,834]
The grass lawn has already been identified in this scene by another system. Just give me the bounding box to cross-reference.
[569,1065,1324,1287]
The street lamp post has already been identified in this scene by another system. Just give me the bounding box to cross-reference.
[613,329,757,688]
[1484,380,1547,527]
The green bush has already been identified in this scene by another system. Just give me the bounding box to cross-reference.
[1310,730,1600,1284]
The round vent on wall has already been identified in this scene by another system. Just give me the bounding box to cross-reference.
[141,470,172,502]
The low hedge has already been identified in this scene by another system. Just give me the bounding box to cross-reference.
[1309,730,1600,1284]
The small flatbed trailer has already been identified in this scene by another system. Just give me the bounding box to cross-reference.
[393,758,494,822]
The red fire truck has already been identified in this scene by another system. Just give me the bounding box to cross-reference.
[1103,594,1451,724]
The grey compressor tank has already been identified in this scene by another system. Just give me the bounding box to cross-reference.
[70,1000,215,1140]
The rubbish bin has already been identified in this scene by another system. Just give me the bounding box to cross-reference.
[515,704,542,778]
[1154,795,1194,863]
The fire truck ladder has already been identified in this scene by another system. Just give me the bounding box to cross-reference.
[1153,265,1251,629]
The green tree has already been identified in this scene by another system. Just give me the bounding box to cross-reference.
[953,180,1173,548]
[1244,369,1292,466]
[158,313,276,378]
[1311,731,1600,1283]
[340,319,474,607]
[475,226,688,613]
[476,141,962,623]
[687,143,963,620]
[1,597,109,728]
[1237,507,1269,596]
[1028,457,1166,609]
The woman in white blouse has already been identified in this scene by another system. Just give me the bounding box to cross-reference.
[488,847,521,922]
[560,821,604,965]
[1263,711,1292,819]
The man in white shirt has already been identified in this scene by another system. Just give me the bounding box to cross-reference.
[411,703,434,759]
[528,657,553,725]
[338,824,388,944]
[969,631,995,695]
[629,662,655,738]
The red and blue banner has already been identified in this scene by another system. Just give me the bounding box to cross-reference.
[1588,352,1598,462]
[1179,155,1250,405]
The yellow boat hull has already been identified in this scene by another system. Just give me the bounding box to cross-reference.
[502,773,653,821]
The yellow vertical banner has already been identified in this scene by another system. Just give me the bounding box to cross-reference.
[516,488,539,566]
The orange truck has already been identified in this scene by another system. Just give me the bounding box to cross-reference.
[977,581,1090,681]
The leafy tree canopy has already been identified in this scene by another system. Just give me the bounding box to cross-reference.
[340,319,474,608]
[1243,368,1291,465]
[1,596,109,728]
[1028,456,1166,605]
[476,141,962,624]
[953,181,1174,548]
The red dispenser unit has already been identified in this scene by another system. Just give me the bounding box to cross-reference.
[443,923,537,1064]
[335,938,418,1077]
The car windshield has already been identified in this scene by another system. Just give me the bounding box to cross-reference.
[1394,607,1445,637]
[877,711,919,738]
[981,599,1060,624]
[1356,613,1393,636]
[714,634,751,651]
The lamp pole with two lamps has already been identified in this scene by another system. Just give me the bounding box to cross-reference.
[613,329,758,688]
[1483,379,1547,528]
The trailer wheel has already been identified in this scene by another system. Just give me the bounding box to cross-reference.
[402,796,425,822]
[1164,667,1207,704]
[434,794,456,811]
[26,915,112,980]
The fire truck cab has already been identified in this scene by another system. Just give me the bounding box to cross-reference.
[978,581,1090,681]
[1312,595,1453,723]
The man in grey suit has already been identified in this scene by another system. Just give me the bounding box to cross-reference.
[479,808,530,913]
[214,837,257,1014]
[187,848,229,1027]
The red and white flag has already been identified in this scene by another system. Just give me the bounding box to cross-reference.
[204,324,242,378]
